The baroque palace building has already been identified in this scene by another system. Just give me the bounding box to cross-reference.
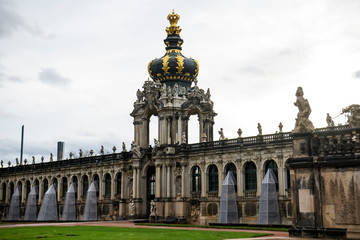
[1,11,360,238]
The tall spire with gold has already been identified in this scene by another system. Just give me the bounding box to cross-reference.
[148,11,199,89]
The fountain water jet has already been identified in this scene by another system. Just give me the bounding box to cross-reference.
[82,181,97,221]
[37,184,58,221]
[62,182,77,221]
[7,186,21,220]
[24,186,38,220]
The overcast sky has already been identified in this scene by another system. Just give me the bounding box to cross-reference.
[1,0,359,165]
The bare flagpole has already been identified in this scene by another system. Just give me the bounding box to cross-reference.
[20,125,24,165]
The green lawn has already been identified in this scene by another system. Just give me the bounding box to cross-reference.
[0,226,270,240]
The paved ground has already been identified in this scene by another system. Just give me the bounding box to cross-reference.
[0,221,308,240]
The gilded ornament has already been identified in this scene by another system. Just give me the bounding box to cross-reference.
[166,10,182,35]
[162,54,170,74]
[194,59,199,76]
[148,60,154,78]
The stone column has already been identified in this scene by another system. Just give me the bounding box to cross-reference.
[166,164,171,198]
[181,163,186,198]
[257,168,262,197]
[162,163,166,197]
[99,173,104,201]
[237,169,243,197]
[201,167,206,198]
[132,168,137,199]
[6,183,10,204]
[218,168,224,197]
[278,164,285,196]
[120,171,125,199]
[155,164,161,198]
[111,172,116,200]
[38,181,43,204]
[167,117,172,144]
[136,167,141,199]
[57,179,61,202]
[199,115,204,143]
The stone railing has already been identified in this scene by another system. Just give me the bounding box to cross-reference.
[182,132,292,153]
[0,152,131,176]
[244,191,257,198]
[312,127,360,156]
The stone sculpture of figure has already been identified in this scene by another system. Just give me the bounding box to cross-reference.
[237,128,243,138]
[160,83,167,98]
[41,156,44,163]
[136,89,143,103]
[181,132,187,144]
[50,153,53,162]
[205,88,211,101]
[174,83,179,97]
[154,138,160,148]
[182,86,186,98]
[130,141,141,158]
[69,152,73,159]
[79,149,83,158]
[218,128,225,140]
[15,158,19,166]
[167,86,172,103]
[32,156,35,164]
[100,146,104,155]
[326,113,332,127]
[130,199,136,216]
[278,122,283,133]
[150,200,156,216]
[1,160,3,168]
[257,123,263,135]
[293,87,314,132]
[202,132,207,142]
[122,142,127,152]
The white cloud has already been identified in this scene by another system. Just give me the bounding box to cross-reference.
[38,68,71,88]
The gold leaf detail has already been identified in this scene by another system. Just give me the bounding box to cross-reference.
[162,54,170,74]
[175,55,184,74]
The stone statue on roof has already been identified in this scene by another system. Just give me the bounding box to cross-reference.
[293,87,314,132]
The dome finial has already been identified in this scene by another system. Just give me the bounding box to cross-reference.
[166,10,181,35]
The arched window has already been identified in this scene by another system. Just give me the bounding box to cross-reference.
[43,179,48,196]
[264,160,278,190]
[2,182,6,202]
[245,162,257,191]
[34,179,39,201]
[72,176,78,198]
[147,167,156,201]
[52,178,58,195]
[225,163,237,192]
[93,174,100,197]
[208,165,218,192]
[82,175,89,197]
[191,166,201,192]
[104,173,111,197]
[62,177,68,198]
[25,180,31,200]
[116,173,122,196]
[286,166,291,190]
[10,182,14,198]
[17,181,22,198]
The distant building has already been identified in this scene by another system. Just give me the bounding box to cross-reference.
[1,11,360,239]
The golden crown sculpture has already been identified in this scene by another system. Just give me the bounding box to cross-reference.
[166,10,182,35]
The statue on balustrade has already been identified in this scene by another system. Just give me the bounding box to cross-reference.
[293,87,314,132]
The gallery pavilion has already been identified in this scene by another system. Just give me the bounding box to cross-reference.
[1,11,360,239]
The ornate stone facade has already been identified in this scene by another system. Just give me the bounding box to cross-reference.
[0,12,360,239]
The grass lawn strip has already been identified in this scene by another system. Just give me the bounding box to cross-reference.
[135,223,289,232]
[0,226,270,240]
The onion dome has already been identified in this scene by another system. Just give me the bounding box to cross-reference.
[148,11,199,89]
